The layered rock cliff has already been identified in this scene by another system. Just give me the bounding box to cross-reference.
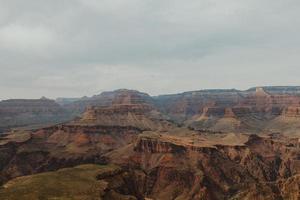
[1,86,300,199]
[75,104,172,131]
[67,89,173,131]
[0,93,173,184]
[60,89,154,114]
[178,88,300,134]
[0,98,73,132]
[108,132,300,200]
[4,87,300,134]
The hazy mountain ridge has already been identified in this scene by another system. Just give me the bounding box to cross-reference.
[0,98,73,133]
[2,86,300,134]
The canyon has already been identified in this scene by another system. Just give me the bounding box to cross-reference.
[0,87,300,199]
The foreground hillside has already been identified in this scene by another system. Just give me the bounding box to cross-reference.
[0,164,142,200]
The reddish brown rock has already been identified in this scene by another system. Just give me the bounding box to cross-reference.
[282,106,300,117]
[1,87,300,199]
[75,103,173,131]
[108,132,300,200]
[0,124,143,184]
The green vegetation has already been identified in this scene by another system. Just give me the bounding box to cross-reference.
[0,164,119,200]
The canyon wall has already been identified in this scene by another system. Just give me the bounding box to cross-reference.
[109,133,300,200]
[0,98,73,132]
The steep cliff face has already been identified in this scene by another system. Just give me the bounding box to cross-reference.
[154,89,243,122]
[179,88,300,133]
[237,88,300,117]
[156,87,300,115]
[0,99,73,132]
[108,132,300,200]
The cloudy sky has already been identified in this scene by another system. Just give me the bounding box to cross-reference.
[0,0,300,99]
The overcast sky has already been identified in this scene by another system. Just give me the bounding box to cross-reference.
[0,0,300,99]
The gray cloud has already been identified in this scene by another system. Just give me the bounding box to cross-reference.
[0,0,300,99]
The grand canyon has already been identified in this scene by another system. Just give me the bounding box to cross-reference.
[0,86,300,199]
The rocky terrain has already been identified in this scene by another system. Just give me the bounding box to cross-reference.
[3,87,300,134]
[154,87,300,135]
[0,90,173,185]
[0,98,73,133]
[0,86,300,199]
[58,89,154,114]
[108,132,300,199]
[55,87,300,135]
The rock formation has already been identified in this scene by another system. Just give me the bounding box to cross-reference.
[0,98,72,132]
[1,86,300,199]
[0,90,172,184]
[108,132,300,200]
